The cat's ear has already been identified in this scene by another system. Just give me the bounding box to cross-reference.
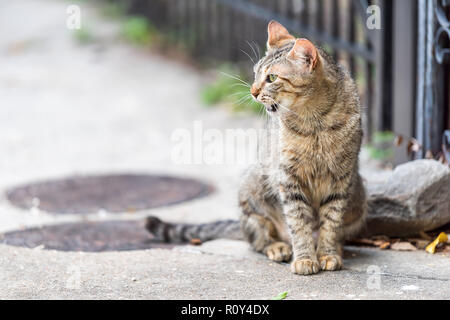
[287,38,319,71]
[267,20,295,50]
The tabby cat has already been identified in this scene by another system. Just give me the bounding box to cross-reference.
[146,21,367,275]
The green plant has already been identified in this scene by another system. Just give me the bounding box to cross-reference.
[121,16,155,45]
[73,26,94,44]
[372,131,395,145]
[271,291,288,300]
[366,131,395,160]
[201,67,261,113]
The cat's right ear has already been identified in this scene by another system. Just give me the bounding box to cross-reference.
[287,38,319,71]
[267,20,295,50]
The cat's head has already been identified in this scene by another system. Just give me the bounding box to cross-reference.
[251,21,334,115]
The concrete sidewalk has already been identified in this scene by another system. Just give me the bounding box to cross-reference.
[0,0,448,300]
[1,240,449,299]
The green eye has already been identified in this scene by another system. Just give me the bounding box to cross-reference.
[267,74,278,83]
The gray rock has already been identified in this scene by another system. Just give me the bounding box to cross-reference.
[363,160,450,237]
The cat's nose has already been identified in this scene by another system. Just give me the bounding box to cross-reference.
[250,85,260,98]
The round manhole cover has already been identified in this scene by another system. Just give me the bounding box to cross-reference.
[0,220,179,252]
[6,174,213,214]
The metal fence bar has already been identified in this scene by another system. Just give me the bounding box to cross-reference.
[392,0,417,164]
[373,0,393,132]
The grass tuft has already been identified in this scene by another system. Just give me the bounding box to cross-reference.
[73,26,95,44]
[201,67,261,113]
[121,16,155,45]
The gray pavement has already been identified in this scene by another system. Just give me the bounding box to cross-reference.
[0,0,448,300]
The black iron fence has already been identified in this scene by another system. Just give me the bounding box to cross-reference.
[111,0,449,164]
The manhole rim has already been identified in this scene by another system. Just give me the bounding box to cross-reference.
[5,172,215,215]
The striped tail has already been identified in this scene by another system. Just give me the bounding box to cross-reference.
[145,216,243,243]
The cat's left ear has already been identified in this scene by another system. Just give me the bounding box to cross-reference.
[267,20,295,50]
[287,38,319,71]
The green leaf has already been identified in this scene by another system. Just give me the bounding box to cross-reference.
[271,291,288,300]
[122,16,155,45]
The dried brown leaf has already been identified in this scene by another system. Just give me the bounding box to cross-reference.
[379,242,390,250]
[407,138,421,155]
[394,135,403,146]
[351,238,376,246]
[190,238,202,246]
[390,242,417,251]
[409,239,430,250]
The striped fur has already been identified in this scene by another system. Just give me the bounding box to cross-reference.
[145,217,242,243]
[145,21,367,276]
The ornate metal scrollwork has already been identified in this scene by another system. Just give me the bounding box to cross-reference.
[434,0,450,64]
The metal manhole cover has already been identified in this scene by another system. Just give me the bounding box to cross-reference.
[6,174,213,214]
[0,220,179,252]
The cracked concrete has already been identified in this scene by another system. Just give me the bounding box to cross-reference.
[0,0,448,300]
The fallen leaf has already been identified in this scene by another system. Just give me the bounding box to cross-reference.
[350,238,376,246]
[407,138,421,155]
[425,232,448,254]
[408,239,430,250]
[437,152,446,165]
[190,238,202,246]
[379,242,390,250]
[271,291,288,300]
[394,135,403,146]
[390,242,417,251]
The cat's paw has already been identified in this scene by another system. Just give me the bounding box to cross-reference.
[318,254,342,271]
[291,258,320,275]
[265,242,292,262]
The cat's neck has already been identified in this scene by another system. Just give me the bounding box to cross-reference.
[279,83,340,136]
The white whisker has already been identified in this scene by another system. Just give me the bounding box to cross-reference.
[240,48,255,64]
[229,83,250,89]
[252,40,261,60]
[220,71,250,87]
[246,40,259,62]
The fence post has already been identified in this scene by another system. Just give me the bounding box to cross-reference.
[373,0,393,133]
[392,0,417,164]
[416,0,448,158]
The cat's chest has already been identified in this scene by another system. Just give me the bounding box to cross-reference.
[278,133,344,198]
[281,134,337,169]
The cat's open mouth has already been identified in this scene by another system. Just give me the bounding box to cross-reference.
[266,103,279,113]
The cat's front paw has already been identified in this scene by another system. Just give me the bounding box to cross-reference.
[318,254,342,271]
[291,258,320,275]
[265,242,292,262]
